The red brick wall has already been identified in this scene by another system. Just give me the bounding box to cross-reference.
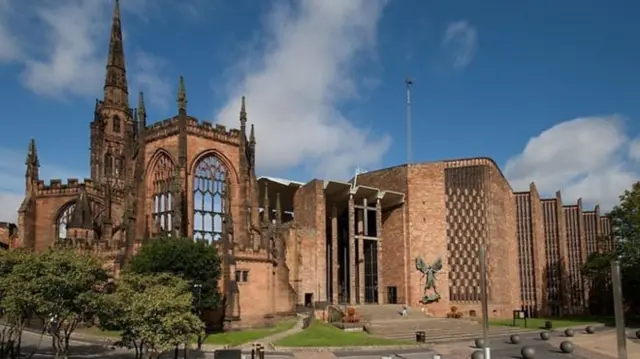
[292,180,326,306]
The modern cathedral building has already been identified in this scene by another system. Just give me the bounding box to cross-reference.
[0,0,612,326]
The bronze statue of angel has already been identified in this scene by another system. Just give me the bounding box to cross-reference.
[415,257,443,304]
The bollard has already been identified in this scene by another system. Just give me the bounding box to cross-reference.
[470,350,484,359]
[540,331,550,340]
[474,338,485,348]
[560,341,574,353]
[586,326,595,334]
[564,329,574,337]
[521,346,536,359]
[510,334,520,344]
[258,344,265,359]
[250,344,256,359]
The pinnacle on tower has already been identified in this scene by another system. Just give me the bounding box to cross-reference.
[69,187,94,230]
[177,76,187,115]
[26,138,39,167]
[137,91,146,127]
[263,182,270,222]
[103,0,129,107]
[275,192,282,225]
[25,138,40,180]
[240,96,247,124]
[249,124,256,144]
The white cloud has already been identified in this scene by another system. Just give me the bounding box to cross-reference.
[20,1,108,98]
[0,0,181,100]
[0,146,84,223]
[442,20,477,69]
[629,138,640,162]
[505,116,639,211]
[215,0,391,180]
[131,51,172,109]
[0,0,22,63]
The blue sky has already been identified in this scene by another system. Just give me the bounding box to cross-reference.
[0,0,638,222]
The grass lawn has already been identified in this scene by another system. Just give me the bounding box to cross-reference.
[202,318,297,346]
[76,327,122,338]
[273,320,410,347]
[489,316,611,329]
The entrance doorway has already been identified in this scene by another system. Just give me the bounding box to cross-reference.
[363,239,379,303]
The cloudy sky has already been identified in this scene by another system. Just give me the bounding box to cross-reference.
[0,0,638,223]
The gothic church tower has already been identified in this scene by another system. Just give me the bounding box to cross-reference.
[90,0,133,187]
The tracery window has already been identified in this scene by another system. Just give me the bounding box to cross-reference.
[104,153,114,176]
[193,155,227,243]
[152,154,175,233]
[56,204,75,240]
[113,116,121,133]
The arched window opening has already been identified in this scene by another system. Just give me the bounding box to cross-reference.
[113,116,121,133]
[114,156,125,176]
[104,153,114,176]
[152,154,175,234]
[56,204,75,240]
[193,155,227,243]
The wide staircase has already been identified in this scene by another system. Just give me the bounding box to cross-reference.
[355,305,536,344]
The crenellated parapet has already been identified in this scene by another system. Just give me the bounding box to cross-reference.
[34,178,126,202]
[35,178,95,196]
[144,116,242,145]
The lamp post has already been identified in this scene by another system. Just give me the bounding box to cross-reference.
[193,283,203,350]
[611,260,627,359]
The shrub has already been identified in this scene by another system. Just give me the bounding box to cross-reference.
[342,306,360,323]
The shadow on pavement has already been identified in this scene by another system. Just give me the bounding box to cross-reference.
[15,343,208,359]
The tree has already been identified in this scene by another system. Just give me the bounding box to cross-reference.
[0,249,36,359]
[128,236,222,315]
[583,181,640,313]
[18,250,107,358]
[99,273,204,359]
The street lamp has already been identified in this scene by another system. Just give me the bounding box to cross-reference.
[193,283,203,350]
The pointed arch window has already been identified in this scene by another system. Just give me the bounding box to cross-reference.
[152,154,175,233]
[56,204,75,240]
[104,153,114,176]
[114,156,125,176]
[193,155,227,243]
[113,116,121,133]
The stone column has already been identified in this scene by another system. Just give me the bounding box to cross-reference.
[576,198,587,314]
[376,196,383,304]
[555,191,570,316]
[358,236,365,304]
[331,206,339,304]
[348,193,356,305]
[356,204,365,304]
[529,183,546,316]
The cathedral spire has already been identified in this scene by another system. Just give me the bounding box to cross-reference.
[103,0,129,108]
[177,76,187,115]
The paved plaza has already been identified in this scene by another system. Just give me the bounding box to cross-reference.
[11,325,640,359]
